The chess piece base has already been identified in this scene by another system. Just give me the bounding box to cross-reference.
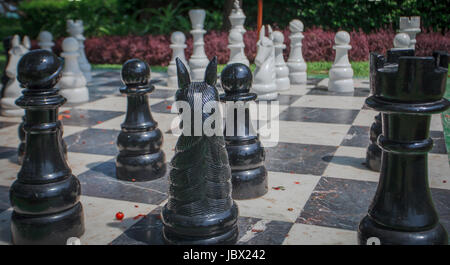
[59,87,89,103]
[328,79,354,92]
[0,98,24,117]
[116,151,166,182]
[365,144,381,172]
[289,72,307,84]
[358,215,448,245]
[11,202,85,245]
[162,203,239,245]
[252,83,278,101]
[232,166,268,200]
[276,77,290,91]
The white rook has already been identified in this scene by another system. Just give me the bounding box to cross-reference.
[188,9,209,81]
[328,31,354,92]
[399,16,420,50]
[168,31,189,88]
[58,37,89,103]
[287,19,307,84]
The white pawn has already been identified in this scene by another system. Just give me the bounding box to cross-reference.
[286,19,307,84]
[392,33,411,50]
[252,25,277,101]
[328,31,354,92]
[67,19,92,82]
[58,37,89,103]
[168,31,189,88]
[272,30,290,91]
[227,29,249,66]
[0,35,26,116]
[188,9,209,81]
[38,31,54,51]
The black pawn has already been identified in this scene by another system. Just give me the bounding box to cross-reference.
[365,50,414,172]
[11,49,85,244]
[358,51,450,245]
[161,57,239,245]
[1,36,12,98]
[115,59,166,181]
[219,63,268,199]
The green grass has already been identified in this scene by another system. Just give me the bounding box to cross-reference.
[443,78,450,163]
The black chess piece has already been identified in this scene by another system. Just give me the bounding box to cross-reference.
[358,51,450,245]
[365,49,414,172]
[115,59,166,181]
[1,36,12,98]
[161,57,239,245]
[10,49,85,244]
[219,63,268,199]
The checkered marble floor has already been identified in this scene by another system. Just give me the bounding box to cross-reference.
[0,70,448,245]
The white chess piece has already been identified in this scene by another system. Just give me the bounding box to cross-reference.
[22,36,31,50]
[58,37,89,103]
[227,29,249,66]
[229,0,246,35]
[252,25,277,100]
[328,31,354,92]
[38,31,55,51]
[287,19,307,84]
[0,35,26,116]
[399,16,420,50]
[67,19,92,82]
[391,33,411,50]
[188,9,209,81]
[273,30,290,91]
[168,31,189,88]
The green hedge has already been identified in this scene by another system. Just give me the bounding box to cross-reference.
[9,0,450,40]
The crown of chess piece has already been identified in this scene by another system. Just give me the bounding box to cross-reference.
[226,28,249,66]
[115,59,166,182]
[1,36,13,98]
[168,31,189,88]
[38,31,55,52]
[287,19,307,84]
[0,35,27,117]
[328,31,354,92]
[229,0,246,35]
[365,34,414,172]
[67,19,92,82]
[220,63,268,199]
[399,16,420,50]
[273,30,290,91]
[161,57,239,245]
[252,25,277,101]
[358,51,449,245]
[188,9,209,81]
[58,37,89,103]
[11,49,85,244]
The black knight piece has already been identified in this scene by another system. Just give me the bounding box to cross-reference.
[161,57,239,245]
[220,63,268,199]
[365,49,414,171]
[358,51,450,245]
[10,49,85,244]
[116,59,166,181]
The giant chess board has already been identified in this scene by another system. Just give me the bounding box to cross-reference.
[0,70,448,245]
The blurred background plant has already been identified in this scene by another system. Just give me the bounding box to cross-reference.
[0,0,448,40]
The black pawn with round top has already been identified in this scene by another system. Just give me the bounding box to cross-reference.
[116,59,166,181]
[365,49,414,172]
[220,63,268,199]
[358,51,450,245]
[11,49,85,244]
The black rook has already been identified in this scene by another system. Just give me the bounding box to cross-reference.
[365,49,414,171]
[161,57,239,245]
[11,49,85,244]
[116,59,166,181]
[358,51,450,245]
[220,63,268,199]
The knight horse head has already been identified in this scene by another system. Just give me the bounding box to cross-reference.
[175,57,219,136]
[255,25,274,66]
